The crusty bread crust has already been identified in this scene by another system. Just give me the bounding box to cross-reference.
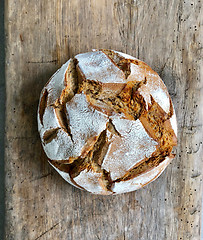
[37,49,177,195]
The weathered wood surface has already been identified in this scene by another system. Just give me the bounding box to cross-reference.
[5,0,202,239]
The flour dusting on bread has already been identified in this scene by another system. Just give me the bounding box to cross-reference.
[38,49,177,195]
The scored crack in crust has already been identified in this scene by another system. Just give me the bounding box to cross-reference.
[39,89,48,125]
[38,49,177,195]
[49,127,113,193]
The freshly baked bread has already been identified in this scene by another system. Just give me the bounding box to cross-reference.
[37,49,177,195]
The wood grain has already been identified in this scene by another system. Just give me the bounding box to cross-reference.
[5,0,202,239]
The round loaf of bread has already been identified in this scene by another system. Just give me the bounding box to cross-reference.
[37,49,177,195]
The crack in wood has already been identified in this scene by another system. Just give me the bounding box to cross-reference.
[30,172,53,182]
[26,60,57,63]
[191,173,201,178]
[190,209,197,215]
[34,222,59,240]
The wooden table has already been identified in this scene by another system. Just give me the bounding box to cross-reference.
[5,1,202,239]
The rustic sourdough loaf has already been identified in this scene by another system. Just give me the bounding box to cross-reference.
[37,49,177,195]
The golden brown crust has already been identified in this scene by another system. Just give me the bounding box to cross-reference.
[38,49,177,195]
